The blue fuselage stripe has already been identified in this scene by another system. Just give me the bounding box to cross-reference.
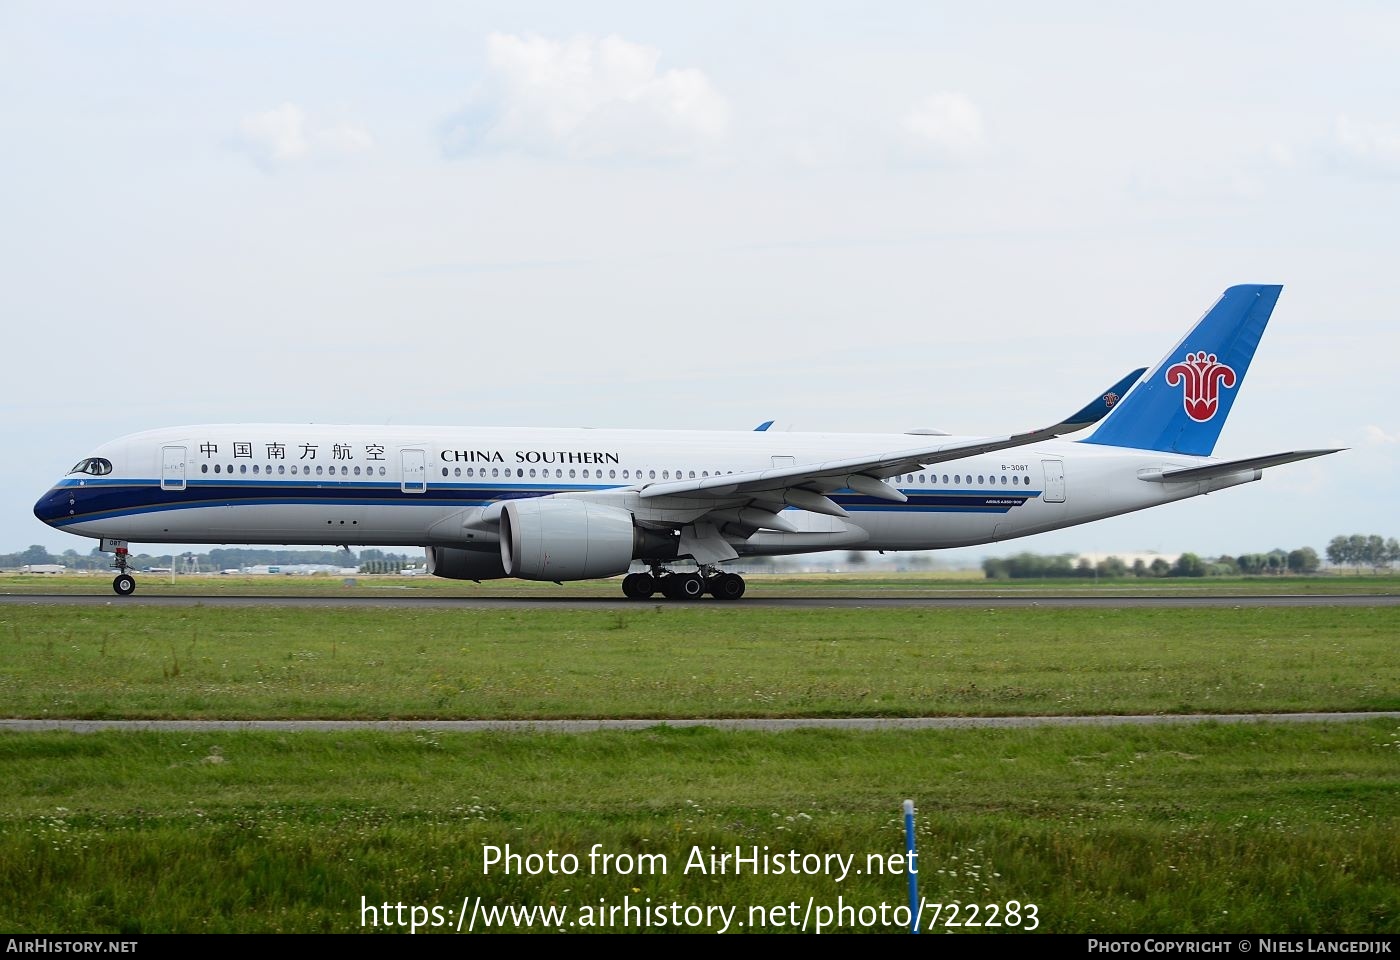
[37,479,1040,527]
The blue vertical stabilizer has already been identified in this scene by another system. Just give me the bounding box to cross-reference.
[1082,284,1282,456]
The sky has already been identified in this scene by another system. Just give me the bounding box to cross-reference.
[3,2,1398,563]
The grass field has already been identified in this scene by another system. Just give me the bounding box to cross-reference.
[1,723,1397,933]
[2,586,1397,934]
[1,605,1397,718]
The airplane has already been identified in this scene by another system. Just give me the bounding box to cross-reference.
[34,284,1339,600]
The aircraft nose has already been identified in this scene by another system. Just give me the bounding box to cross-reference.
[33,487,68,527]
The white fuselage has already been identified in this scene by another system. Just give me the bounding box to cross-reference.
[36,423,1257,556]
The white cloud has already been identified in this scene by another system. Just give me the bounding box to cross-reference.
[316,122,375,156]
[238,103,310,164]
[1328,115,1400,177]
[234,103,373,170]
[901,92,986,162]
[1363,424,1399,445]
[445,33,729,161]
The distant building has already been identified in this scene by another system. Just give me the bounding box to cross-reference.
[245,564,359,576]
[1076,551,1181,567]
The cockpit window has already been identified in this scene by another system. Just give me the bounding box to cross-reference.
[68,458,113,476]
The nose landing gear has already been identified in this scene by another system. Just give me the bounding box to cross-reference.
[100,539,136,596]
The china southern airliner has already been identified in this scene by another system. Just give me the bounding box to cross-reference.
[34,285,1337,600]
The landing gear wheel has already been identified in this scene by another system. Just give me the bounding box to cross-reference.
[112,574,136,597]
[708,573,746,601]
[662,573,706,601]
[621,572,656,599]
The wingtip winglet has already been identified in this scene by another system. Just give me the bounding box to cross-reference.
[1062,367,1149,430]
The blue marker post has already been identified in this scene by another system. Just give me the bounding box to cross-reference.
[903,799,919,934]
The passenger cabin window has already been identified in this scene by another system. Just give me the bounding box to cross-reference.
[68,458,113,476]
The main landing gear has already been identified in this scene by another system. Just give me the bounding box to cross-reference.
[621,565,746,601]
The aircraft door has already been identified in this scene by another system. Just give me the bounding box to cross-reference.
[161,446,187,491]
[400,448,427,494]
[1042,459,1066,503]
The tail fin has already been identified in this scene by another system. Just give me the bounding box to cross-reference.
[1082,284,1282,456]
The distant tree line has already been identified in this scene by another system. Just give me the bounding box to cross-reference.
[1325,534,1400,573]
[1,545,417,573]
[983,545,1330,579]
[7,533,1398,577]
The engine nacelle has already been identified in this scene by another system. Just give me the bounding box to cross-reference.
[500,499,637,581]
[425,545,509,581]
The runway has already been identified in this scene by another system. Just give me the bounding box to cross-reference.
[2,592,1398,609]
[4,712,1398,733]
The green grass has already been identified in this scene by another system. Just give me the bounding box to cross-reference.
[1,605,1396,718]
[4,597,1396,934]
[1,722,1396,933]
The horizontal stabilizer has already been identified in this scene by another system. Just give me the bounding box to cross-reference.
[1138,449,1343,483]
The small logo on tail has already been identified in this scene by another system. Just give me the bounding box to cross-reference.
[1166,351,1237,422]
[1103,392,1120,409]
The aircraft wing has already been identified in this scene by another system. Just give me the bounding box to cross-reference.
[639,367,1147,508]
[1137,449,1343,483]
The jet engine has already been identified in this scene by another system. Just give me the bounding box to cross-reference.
[499,499,639,581]
[425,545,509,581]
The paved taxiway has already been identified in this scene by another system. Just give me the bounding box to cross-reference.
[2,593,1397,609]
